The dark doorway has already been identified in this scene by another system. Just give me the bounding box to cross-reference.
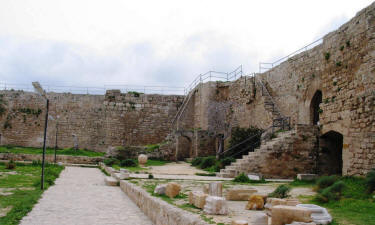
[310,90,322,125]
[176,135,191,160]
[319,131,343,175]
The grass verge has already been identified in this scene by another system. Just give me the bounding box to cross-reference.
[0,146,104,157]
[0,161,64,225]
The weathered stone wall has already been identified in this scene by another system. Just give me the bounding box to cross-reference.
[176,2,375,175]
[0,90,184,152]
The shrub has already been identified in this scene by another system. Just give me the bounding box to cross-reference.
[317,175,338,190]
[233,173,251,183]
[5,160,16,170]
[103,158,118,166]
[366,169,375,193]
[148,174,154,179]
[316,181,345,203]
[221,157,235,167]
[191,157,203,167]
[268,184,291,198]
[120,159,137,167]
[200,156,216,169]
[325,52,330,60]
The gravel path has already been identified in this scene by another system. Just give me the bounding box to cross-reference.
[20,167,153,225]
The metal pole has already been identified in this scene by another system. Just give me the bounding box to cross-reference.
[41,98,49,190]
[54,121,58,163]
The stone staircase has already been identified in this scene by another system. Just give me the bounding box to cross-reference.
[217,129,296,178]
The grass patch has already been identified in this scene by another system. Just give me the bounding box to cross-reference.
[0,162,64,225]
[0,146,104,157]
[232,173,267,184]
[289,179,316,187]
[113,159,170,172]
[298,175,375,225]
[195,172,216,176]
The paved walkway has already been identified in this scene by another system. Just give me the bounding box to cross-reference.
[20,167,153,225]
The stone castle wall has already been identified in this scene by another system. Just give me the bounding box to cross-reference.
[0,90,184,152]
[176,2,375,175]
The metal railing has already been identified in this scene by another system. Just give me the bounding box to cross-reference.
[259,38,323,73]
[0,82,185,95]
[184,65,243,95]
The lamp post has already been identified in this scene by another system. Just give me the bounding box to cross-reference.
[32,82,49,190]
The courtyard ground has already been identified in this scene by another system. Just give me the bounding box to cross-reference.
[19,167,153,225]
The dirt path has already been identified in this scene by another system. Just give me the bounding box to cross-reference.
[20,167,153,225]
[148,161,207,175]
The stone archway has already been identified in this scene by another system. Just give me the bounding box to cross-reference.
[176,135,192,161]
[310,90,322,125]
[319,131,343,175]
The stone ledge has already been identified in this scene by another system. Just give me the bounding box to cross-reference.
[119,180,209,225]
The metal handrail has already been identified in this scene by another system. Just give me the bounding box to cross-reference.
[184,65,242,95]
[259,38,323,73]
[0,82,185,95]
[218,127,270,157]
[255,75,286,119]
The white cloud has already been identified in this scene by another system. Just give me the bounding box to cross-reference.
[0,0,373,91]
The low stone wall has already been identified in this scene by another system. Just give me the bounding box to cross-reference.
[0,153,103,164]
[119,180,209,225]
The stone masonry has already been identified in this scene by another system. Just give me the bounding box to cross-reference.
[0,90,184,152]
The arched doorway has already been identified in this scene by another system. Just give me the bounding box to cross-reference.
[319,131,343,175]
[310,90,322,125]
[176,135,191,160]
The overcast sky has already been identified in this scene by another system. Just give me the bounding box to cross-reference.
[0,0,373,93]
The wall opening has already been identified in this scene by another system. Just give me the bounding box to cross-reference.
[319,131,343,175]
[310,90,322,125]
[176,135,191,160]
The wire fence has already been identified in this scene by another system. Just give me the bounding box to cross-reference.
[0,82,186,95]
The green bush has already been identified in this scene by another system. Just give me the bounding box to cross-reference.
[365,169,375,193]
[268,185,291,198]
[316,181,346,203]
[5,160,16,170]
[120,159,137,167]
[233,173,251,183]
[148,174,154,179]
[103,158,118,166]
[221,157,235,167]
[191,157,203,167]
[200,156,216,169]
[317,175,338,190]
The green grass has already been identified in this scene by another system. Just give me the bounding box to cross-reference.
[113,159,170,172]
[0,146,105,157]
[0,162,64,225]
[295,176,375,225]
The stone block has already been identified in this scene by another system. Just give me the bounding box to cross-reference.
[104,177,118,186]
[265,198,301,210]
[286,222,316,225]
[138,154,148,166]
[154,184,167,195]
[208,182,222,197]
[296,204,332,225]
[113,172,130,180]
[297,174,317,181]
[248,174,263,181]
[165,182,181,198]
[246,195,264,210]
[225,189,257,201]
[250,212,268,225]
[271,205,312,225]
[189,191,208,209]
[203,196,228,215]
[231,220,248,225]
[203,184,209,194]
